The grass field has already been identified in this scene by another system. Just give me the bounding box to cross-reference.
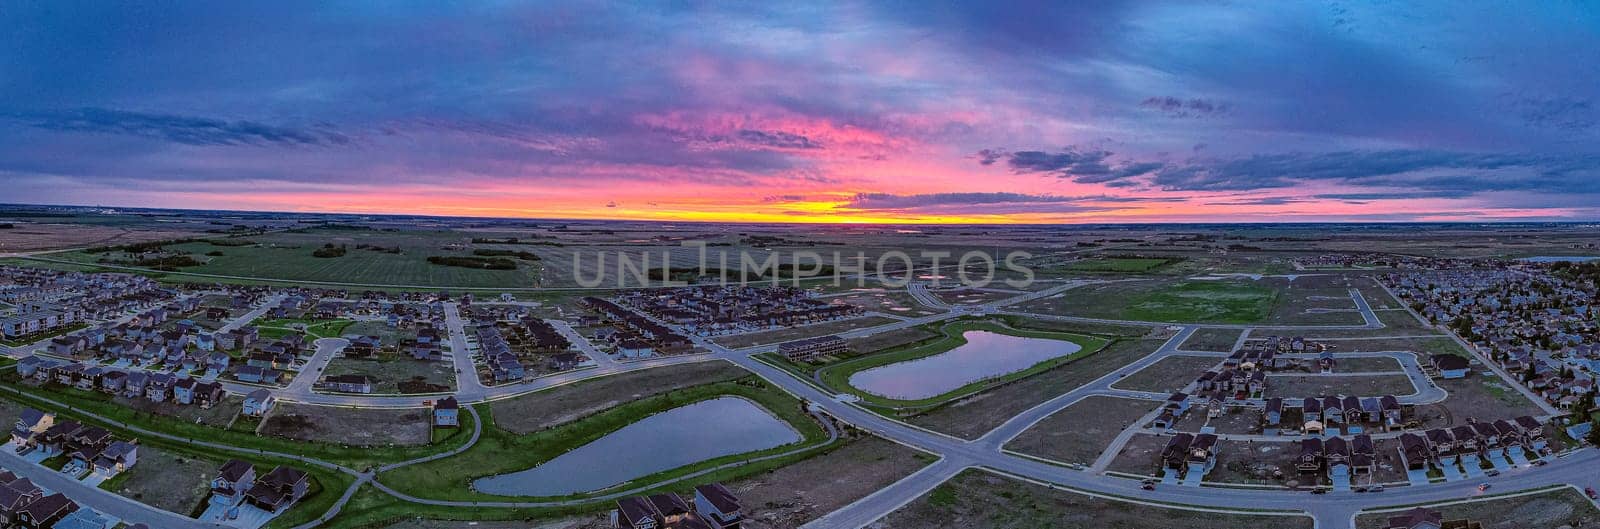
[489,360,750,433]
[711,315,898,349]
[1017,279,1279,324]
[54,228,544,288]
[815,320,1109,408]
[1060,256,1177,273]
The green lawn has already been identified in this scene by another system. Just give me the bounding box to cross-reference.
[814,319,1110,408]
[377,377,829,502]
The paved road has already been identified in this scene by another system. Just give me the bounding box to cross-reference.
[441,302,493,400]
[285,337,348,396]
[549,320,617,368]
[215,294,284,335]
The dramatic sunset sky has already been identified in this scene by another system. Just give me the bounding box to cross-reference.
[4,2,1600,223]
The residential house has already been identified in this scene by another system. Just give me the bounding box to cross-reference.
[433,397,460,427]
[243,389,276,417]
[210,459,257,507]
[246,466,310,513]
[13,493,76,529]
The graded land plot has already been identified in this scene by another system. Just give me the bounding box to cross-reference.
[323,357,455,394]
[711,316,898,349]
[877,469,1314,529]
[1332,356,1406,373]
[117,394,244,427]
[929,287,1017,306]
[1174,405,1264,435]
[1111,355,1221,393]
[1003,396,1157,466]
[906,338,1169,440]
[1261,274,1365,325]
[1413,373,1546,428]
[1368,438,1412,484]
[845,326,942,355]
[1013,278,1279,324]
[827,289,943,316]
[101,444,222,515]
[1180,328,1243,351]
[261,403,433,446]
[723,435,933,529]
[490,360,749,433]
[1206,440,1299,486]
[1314,336,1460,356]
[1263,374,1417,399]
[256,317,353,339]
[1354,487,1600,529]
[344,320,420,346]
[56,228,544,288]
[993,314,1160,338]
[1104,433,1172,477]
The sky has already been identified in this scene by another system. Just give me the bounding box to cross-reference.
[3,1,1600,224]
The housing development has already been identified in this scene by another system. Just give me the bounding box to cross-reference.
[6,2,1600,528]
[0,211,1596,529]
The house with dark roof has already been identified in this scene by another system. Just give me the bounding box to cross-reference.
[13,492,76,529]
[246,466,310,513]
[692,483,744,528]
[211,459,257,507]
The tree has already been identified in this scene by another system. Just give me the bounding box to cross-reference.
[1586,418,1600,447]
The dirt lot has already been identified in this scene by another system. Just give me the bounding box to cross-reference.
[1112,355,1220,392]
[119,395,242,427]
[1104,433,1172,477]
[712,316,898,349]
[1354,488,1600,529]
[1315,336,1460,356]
[1369,438,1411,485]
[1413,373,1546,428]
[930,288,1017,306]
[323,357,455,394]
[878,470,1314,529]
[726,435,931,529]
[490,360,750,433]
[828,289,943,317]
[345,320,419,347]
[1004,396,1157,466]
[105,446,220,515]
[1172,405,1264,435]
[844,325,941,355]
[262,403,432,446]
[1207,440,1299,485]
[1181,328,1243,351]
[1264,374,1417,398]
[1334,357,1405,373]
[907,338,1167,439]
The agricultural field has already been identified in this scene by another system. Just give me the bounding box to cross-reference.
[1015,278,1279,324]
[878,470,1314,529]
[53,228,545,288]
[1058,256,1179,273]
[1004,396,1157,466]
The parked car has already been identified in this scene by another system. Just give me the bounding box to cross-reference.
[1485,469,1500,477]
[1586,487,1597,500]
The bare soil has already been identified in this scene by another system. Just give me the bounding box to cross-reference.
[1004,396,1157,466]
[261,402,432,446]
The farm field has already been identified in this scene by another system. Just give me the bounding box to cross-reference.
[1014,278,1279,324]
[1058,256,1178,273]
[877,470,1314,529]
[1004,396,1157,466]
[54,228,545,288]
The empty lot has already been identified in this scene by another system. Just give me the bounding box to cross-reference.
[1004,396,1156,466]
